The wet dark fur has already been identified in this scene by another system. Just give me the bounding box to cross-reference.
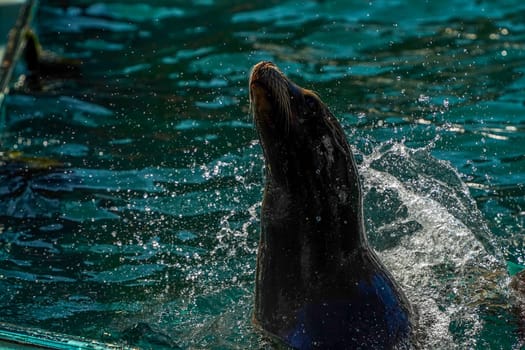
[250,61,416,349]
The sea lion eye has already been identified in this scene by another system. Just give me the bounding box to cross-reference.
[305,95,317,110]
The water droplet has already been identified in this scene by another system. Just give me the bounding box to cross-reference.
[418,94,430,103]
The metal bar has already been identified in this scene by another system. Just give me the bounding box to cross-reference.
[0,323,137,350]
[0,0,37,109]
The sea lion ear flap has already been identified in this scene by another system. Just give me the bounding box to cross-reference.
[299,91,324,121]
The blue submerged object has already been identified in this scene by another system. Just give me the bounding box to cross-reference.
[285,273,412,349]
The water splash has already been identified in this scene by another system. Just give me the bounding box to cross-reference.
[360,142,510,348]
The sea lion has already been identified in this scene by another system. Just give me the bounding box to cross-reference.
[249,61,416,349]
[24,29,82,79]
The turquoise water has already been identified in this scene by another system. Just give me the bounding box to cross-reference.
[1,0,525,348]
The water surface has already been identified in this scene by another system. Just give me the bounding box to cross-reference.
[1,0,525,348]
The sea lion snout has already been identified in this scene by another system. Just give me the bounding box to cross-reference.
[249,62,293,126]
[250,61,278,81]
[249,61,279,96]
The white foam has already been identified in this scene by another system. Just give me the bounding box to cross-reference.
[360,144,501,348]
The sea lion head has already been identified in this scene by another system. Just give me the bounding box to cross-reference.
[249,61,354,190]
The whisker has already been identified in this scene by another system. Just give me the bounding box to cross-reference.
[266,67,292,133]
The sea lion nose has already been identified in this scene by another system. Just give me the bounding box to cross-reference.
[259,61,275,68]
[251,61,279,80]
